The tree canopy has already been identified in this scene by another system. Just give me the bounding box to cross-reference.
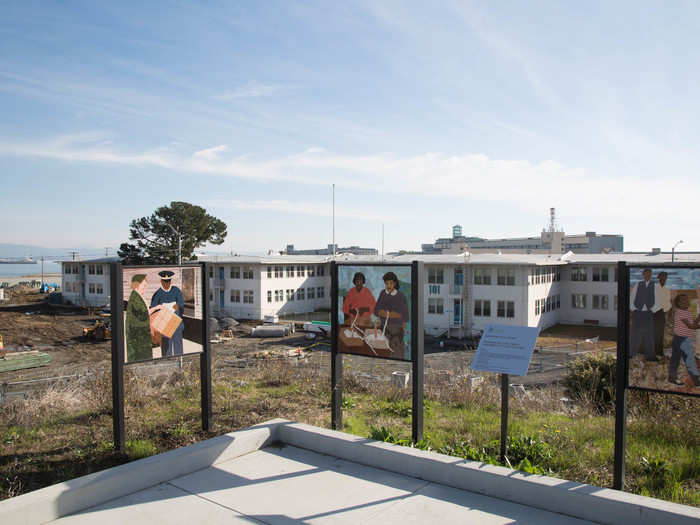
[118,202,227,264]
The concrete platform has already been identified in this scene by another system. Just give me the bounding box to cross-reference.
[1,419,698,525]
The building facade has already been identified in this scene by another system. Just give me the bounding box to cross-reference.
[61,252,693,336]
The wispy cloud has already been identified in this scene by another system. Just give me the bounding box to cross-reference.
[1,135,699,223]
[214,81,283,100]
[193,144,229,159]
[207,199,396,222]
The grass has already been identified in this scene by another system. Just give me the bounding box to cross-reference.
[0,357,698,507]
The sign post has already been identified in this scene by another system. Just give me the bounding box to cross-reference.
[109,262,125,453]
[470,324,539,463]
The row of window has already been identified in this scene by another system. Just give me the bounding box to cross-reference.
[473,299,515,318]
[474,268,515,286]
[530,266,561,284]
[267,286,326,303]
[535,295,561,315]
[571,293,618,310]
[229,290,255,303]
[267,265,326,278]
[570,266,618,282]
[89,283,104,294]
[64,264,106,275]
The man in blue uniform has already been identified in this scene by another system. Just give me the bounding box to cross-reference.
[150,270,184,357]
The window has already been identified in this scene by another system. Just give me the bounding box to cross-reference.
[243,267,254,279]
[614,295,618,310]
[297,288,305,300]
[88,264,95,275]
[308,287,315,299]
[286,266,294,277]
[96,284,103,294]
[274,290,280,302]
[474,268,491,285]
[230,290,240,303]
[428,298,444,314]
[317,286,325,298]
[535,299,540,315]
[267,266,272,278]
[592,295,609,310]
[96,265,104,275]
[307,265,315,277]
[428,267,444,284]
[474,299,491,317]
[428,285,440,295]
[497,268,515,286]
[546,297,551,312]
[209,292,213,301]
[287,289,294,301]
[230,266,240,279]
[614,267,618,282]
[243,290,254,304]
[592,267,609,282]
[209,267,213,278]
[572,294,586,309]
[88,283,95,294]
[497,300,514,318]
[570,266,587,281]
[267,290,272,303]
[274,266,283,278]
[318,265,325,276]
[556,295,560,309]
[555,267,561,281]
[297,265,305,277]
[73,265,79,274]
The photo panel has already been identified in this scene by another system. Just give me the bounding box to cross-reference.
[628,266,700,396]
[122,265,204,363]
[337,264,412,361]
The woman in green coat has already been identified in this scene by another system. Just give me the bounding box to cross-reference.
[125,274,152,362]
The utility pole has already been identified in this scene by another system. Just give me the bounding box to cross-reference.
[332,184,336,257]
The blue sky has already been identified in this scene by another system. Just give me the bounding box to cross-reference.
[2,1,700,254]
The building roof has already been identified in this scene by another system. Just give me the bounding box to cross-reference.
[58,256,120,264]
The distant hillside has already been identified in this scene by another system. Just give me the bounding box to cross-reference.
[0,243,114,259]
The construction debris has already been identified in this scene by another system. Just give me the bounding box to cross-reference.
[0,350,51,373]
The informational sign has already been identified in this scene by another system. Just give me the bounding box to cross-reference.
[470,324,539,376]
[336,264,413,361]
[627,266,700,396]
[122,265,204,363]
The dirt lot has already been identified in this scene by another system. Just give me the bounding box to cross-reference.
[0,288,618,392]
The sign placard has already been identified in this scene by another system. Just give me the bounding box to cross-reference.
[336,264,413,361]
[122,265,204,363]
[470,324,539,376]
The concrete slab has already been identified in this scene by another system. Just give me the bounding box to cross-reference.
[51,483,253,525]
[2,419,698,525]
[377,479,593,525]
[171,444,430,524]
[171,444,596,525]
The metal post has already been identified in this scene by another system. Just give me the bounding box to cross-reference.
[110,262,125,453]
[613,262,629,490]
[330,261,342,429]
[332,184,336,257]
[412,261,424,443]
[500,373,509,463]
[200,263,212,432]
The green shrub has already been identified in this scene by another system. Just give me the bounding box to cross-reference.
[563,352,616,411]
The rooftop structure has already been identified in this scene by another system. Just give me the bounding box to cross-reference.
[282,244,378,256]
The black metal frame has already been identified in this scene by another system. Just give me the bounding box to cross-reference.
[331,261,424,442]
[614,261,700,490]
[110,262,212,451]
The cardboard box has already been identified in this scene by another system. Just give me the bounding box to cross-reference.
[151,305,182,339]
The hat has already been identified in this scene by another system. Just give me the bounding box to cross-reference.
[158,270,175,280]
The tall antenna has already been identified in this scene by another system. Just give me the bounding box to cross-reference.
[546,207,560,232]
[332,184,336,257]
[381,223,384,262]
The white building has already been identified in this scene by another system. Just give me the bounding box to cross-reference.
[61,252,700,335]
[60,257,117,307]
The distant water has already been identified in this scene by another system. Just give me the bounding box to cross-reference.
[0,261,63,277]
